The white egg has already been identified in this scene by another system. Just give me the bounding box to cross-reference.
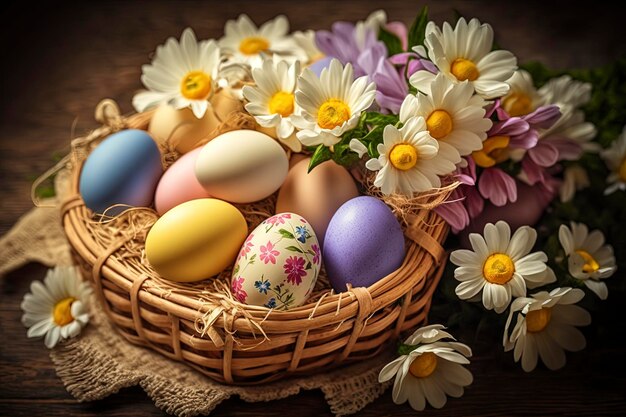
[195,130,289,203]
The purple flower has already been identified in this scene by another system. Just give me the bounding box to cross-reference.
[389,52,438,78]
[363,55,408,113]
[283,256,307,285]
[315,22,385,77]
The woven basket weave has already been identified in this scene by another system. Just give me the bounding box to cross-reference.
[59,102,449,385]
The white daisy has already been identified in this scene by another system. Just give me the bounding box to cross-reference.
[503,287,591,372]
[450,221,556,313]
[559,165,590,203]
[292,59,376,147]
[21,266,91,349]
[538,74,592,111]
[242,59,302,151]
[501,70,541,117]
[132,28,221,118]
[218,14,306,69]
[378,324,473,411]
[559,222,617,299]
[410,18,517,99]
[538,75,599,155]
[292,30,323,63]
[601,127,626,194]
[365,116,457,196]
[349,138,368,158]
[399,72,492,163]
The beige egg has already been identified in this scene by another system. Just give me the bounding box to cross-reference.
[195,130,289,203]
[148,89,243,154]
[276,158,359,244]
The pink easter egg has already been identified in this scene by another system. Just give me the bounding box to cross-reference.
[154,147,211,215]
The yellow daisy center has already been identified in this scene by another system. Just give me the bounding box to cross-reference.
[426,109,453,139]
[503,92,533,117]
[268,91,295,117]
[483,253,515,285]
[53,297,76,326]
[180,71,212,100]
[409,352,438,378]
[239,36,270,55]
[575,249,600,273]
[389,144,419,171]
[526,308,552,333]
[619,158,626,182]
[472,136,511,168]
[451,58,480,82]
[317,99,351,130]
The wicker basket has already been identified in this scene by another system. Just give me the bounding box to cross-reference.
[59,103,450,385]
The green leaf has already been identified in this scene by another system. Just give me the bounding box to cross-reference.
[378,26,403,55]
[407,6,428,49]
[365,111,399,127]
[308,144,332,173]
[397,343,419,356]
[368,140,380,159]
[285,245,303,253]
[331,138,360,167]
[306,261,312,270]
[278,229,295,239]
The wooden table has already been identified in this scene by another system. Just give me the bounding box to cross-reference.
[1,1,625,415]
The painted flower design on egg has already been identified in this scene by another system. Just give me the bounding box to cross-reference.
[284,256,307,285]
[260,241,280,264]
[232,213,321,310]
[254,279,271,294]
[239,233,255,260]
[264,213,292,231]
[231,276,248,302]
[295,225,311,243]
[312,244,321,265]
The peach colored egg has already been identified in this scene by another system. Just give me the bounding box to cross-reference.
[154,147,211,215]
[148,88,243,154]
[148,104,217,154]
[275,158,359,244]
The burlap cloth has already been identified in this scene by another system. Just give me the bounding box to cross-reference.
[0,169,395,416]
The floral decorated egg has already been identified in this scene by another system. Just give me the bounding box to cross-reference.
[231,213,321,310]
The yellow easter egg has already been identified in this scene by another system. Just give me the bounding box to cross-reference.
[145,198,247,282]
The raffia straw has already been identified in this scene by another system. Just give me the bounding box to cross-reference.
[362,171,459,227]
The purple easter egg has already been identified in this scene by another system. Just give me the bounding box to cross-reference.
[323,196,405,292]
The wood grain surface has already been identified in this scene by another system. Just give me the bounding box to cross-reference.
[1,1,625,416]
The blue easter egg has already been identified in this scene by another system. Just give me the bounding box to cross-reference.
[323,196,405,291]
[79,129,162,215]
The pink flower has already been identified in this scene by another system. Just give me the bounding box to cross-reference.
[231,276,247,303]
[311,244,321,265]
[260,241,280,264]
[238,233,254,259]
[478,168,517,207]
[435,158,484,233]
[283,256,307,285]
